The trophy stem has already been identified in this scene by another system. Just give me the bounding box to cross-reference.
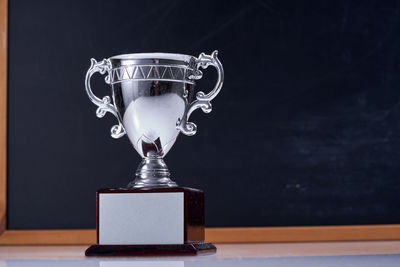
[127,157,178,189]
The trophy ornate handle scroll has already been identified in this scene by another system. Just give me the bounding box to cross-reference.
[84,51,224,256]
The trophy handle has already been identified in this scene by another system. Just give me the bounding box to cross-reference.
[85,58,126,138]
[177,50,224,136]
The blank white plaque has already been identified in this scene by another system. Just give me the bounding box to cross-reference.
[99,192,184,245]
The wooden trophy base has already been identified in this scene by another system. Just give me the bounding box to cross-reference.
[86,187,215,257]
[85,242,216,256]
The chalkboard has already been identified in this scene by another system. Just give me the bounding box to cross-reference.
[7,0,400,229]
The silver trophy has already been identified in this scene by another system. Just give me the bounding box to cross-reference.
[85,51,224,188]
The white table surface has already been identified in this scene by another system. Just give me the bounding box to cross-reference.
[0,241,399,266]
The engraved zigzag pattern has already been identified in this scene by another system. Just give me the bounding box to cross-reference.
[110,65,191,84]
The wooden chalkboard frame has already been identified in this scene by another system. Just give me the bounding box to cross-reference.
[0,0,399,245]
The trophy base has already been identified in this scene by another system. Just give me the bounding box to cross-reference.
[86,187,214,257]
[85,242,216,257]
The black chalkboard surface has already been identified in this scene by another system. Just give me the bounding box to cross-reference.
[7,0,400,229]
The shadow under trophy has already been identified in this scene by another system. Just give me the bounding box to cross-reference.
[84,51,224,256]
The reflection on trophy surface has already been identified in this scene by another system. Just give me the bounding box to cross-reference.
[122,91,187,157]
[85,51,224,189]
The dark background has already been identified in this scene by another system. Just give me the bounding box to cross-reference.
[7,0,400,229]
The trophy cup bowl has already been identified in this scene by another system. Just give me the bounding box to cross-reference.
[85,51,224,189]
